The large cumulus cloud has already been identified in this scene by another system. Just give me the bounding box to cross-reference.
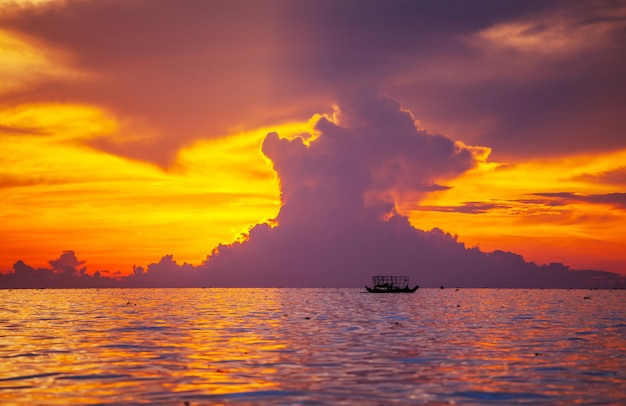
[203,94,625,288]
[265,94,475,229]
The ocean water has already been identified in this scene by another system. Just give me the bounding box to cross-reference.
[0,288,624,405]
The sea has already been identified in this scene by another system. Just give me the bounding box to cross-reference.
[1,288,624,405]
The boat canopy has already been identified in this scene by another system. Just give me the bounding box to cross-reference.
[371,275,410,289]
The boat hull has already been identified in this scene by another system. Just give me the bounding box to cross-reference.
[365,285,419,293]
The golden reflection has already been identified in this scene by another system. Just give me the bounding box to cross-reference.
[1,289,625,403]
[0,289,290,402]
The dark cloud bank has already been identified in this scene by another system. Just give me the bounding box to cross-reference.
[3,0,625,165]
[2,95,625,289]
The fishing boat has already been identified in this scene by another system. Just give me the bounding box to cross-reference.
[365,275,419,293]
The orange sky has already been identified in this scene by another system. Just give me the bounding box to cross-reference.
[403,149,626,274]
[1,0,625,279]
[2,98,625,276]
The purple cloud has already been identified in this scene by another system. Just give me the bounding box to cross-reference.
[2,0,624,166]
[2,251,118,288]
[418,190,626,215]
[573,167,626,187]
[0,252,205,289]
[202,95,626,288]
[414,201,513,214]
[531,192,626,210]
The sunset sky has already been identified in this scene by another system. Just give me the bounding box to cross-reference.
[1,0,625,287]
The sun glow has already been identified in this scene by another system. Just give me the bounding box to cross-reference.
[0,28,87,96]
[0,100,320,276]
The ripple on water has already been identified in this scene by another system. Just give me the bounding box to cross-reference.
[450,390,555,402]
[0,288,624,404]
[55,373,133,381]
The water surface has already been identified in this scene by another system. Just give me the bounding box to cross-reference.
[1,288,624,404]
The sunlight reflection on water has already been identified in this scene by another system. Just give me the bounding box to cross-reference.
[0,288,624,404]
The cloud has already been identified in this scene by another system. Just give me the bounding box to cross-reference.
[203,94,626,288]
[108,255,203,288]
[1,251,119,288]
[573,167,626,187]
[3,94,625,289]
[253,1,626,162]
[48,250,86,275]
[0,0,322,166]
[0,251,207,288]
[0,103,117,142]
[531,192,626,210]
[0,27,86,97]
[1,0,624,288]
[474,3,626,55]
[2,0,624,168]
[413,191,626,215]
[414,201,513,215]
[411,191,626,220]
[262,92,476,224]
[0,174,66,189]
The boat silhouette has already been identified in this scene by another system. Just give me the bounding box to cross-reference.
[365,275,419,293]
